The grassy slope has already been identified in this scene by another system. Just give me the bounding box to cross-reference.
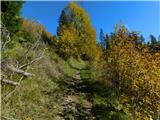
[1,39,88,120]
[1,19,130,120]
[2,42,130,120]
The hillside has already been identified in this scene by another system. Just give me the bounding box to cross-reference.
[1,1,160,120]
[1,19,100,120]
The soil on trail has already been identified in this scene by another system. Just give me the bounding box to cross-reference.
[58,68,95,120]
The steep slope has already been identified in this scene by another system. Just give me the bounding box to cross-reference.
[1,20,90,119]
[1,44,90,120]
[1,20,131,120]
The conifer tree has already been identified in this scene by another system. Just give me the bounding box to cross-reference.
[106,33,111,50]
[150,34,158,46]
[57,10,69,36]
[99,29,106,49]
[1,1,24,36]
[149,34,159,53]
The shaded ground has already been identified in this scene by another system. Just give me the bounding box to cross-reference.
[58,65,96,120]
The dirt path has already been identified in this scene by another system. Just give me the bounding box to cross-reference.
[59,69,95,120]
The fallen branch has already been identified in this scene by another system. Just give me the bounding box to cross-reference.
[1,78,20,86]
[2,76,24,102]
[1,116,18,120]
[7,65,32,77]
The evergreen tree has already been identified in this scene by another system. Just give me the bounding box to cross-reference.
[158,35,160,46]
[1,1,24,36]
[57,10,69,36]
[158,36,160,51]
[149,34,159,53]
[150,34,158,45]
[106,33,111,50]
[99,29,106,49]
[138,35,145,45]
[129,32,144,46]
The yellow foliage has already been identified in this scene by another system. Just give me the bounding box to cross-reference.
[57,2,98,61]
[105,24,160,119]
[57,25,79,59]
[21,19,53,40]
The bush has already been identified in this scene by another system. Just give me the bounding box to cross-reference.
[92,96,131,120]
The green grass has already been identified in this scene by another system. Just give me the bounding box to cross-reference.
[49,49,87,77]
[81,70,91,80]
[2,42,90,119]
[68,57,87,70]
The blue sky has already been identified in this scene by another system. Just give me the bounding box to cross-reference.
[21,1,160,41]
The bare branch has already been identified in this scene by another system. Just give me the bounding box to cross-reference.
[2,76,24,102]
[1,78,20,86]
[1,23,11,50]
[19,56,43,69]
[7,65,32,77]
[1,116,18,120]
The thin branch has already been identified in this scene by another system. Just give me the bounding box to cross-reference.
[7,65,32,77]
[2,76,24,102]
[2,36,11,50]
[1,79,20,86]
[1,116,18,120]
[1,23,11,50]
[19,56,43,69]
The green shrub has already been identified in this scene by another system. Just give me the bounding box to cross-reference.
[93,96,131,120]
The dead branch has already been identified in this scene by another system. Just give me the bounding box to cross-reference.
[2,76,24,102]
[1,23,11,50]
[7,65,32,77]
[19,56,43,69]
[1,116,18,120]
[1,78,20,86]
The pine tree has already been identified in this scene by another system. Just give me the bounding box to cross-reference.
[57,10,69,36]
[149,34,159,53]
[158,36,160,52]
[106,33,111,50]
[1,1,24,36]
[99,29,106,49]
[150,34,158,46]
[158,35,160,42]
[139,35,145,44]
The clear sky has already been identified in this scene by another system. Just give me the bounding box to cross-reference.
[21,1,160,41]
